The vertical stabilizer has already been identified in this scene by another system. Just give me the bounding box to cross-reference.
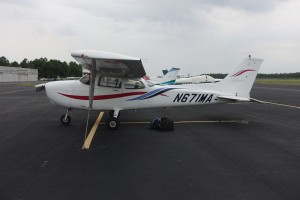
[218,56,263,98]
[151,67,180,85]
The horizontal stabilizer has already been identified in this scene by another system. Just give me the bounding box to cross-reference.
[218,95,250,101]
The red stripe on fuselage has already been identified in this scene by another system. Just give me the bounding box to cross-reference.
[58,92,147,100]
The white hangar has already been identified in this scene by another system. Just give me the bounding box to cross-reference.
[0,66,38,82]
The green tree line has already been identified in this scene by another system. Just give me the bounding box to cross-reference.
[0,56,82,79]
[256,73,300,79]
[1,55,299,79]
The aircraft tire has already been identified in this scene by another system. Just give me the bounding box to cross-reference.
[106,117,120,130]
[60,115,71,125]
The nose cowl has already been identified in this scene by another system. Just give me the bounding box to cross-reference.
[45,81,74,107]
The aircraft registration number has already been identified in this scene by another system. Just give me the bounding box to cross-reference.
[173,93,213,103]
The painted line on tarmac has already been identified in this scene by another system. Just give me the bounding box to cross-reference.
[253,86,300,92]
[0,89,33,95]
[100,120,237,125]
[99,122,148,125]
[226,100,300,109]
[174,120,236,123]
[262,101,300,109]
[82,112,104,150]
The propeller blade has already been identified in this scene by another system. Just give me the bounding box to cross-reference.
[35,83,45,92]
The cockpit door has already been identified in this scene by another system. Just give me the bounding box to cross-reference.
[93,76,122,110]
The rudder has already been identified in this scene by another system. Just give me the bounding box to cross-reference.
[218,56,263,99]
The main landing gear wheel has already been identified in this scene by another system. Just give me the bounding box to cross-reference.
[106,117,120,130]
[61,115,71,125]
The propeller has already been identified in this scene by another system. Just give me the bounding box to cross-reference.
[35,83,45,92]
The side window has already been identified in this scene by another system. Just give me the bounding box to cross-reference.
[98,77,122,88]
[124,80,145,89]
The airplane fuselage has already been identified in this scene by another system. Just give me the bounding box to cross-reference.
[45,76,230,112]
[38,51,263,130]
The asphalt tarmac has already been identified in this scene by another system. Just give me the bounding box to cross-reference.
[0,82,299,200]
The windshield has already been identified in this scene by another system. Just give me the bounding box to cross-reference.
[145,80,155,87]
[79,74,90,85]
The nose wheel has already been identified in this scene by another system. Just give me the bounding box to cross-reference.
[61,109,71,125]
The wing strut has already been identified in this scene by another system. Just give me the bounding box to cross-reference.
[84,59,96,142]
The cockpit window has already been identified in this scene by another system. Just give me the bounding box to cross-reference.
[99,76,122,88]
[124,80,145,89]
[79,74,90,85]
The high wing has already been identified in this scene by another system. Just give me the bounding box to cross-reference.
[71,50,147,137]
[71,50,146,78]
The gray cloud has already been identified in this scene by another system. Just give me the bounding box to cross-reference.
[0,0,36,6]
[202,0,284,12]
[0,0,299,74]
[65,0,284,24]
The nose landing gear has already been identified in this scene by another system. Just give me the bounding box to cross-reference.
[106,110,120,130]
[61,109,71,125]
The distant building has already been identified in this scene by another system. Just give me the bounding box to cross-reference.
[0,66,38,82]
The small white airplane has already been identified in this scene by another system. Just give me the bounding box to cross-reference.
[175,74,219,85]
[144,67,180,85]
[36,50,263,130]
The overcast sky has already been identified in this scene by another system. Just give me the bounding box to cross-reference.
[0,0,299,75]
